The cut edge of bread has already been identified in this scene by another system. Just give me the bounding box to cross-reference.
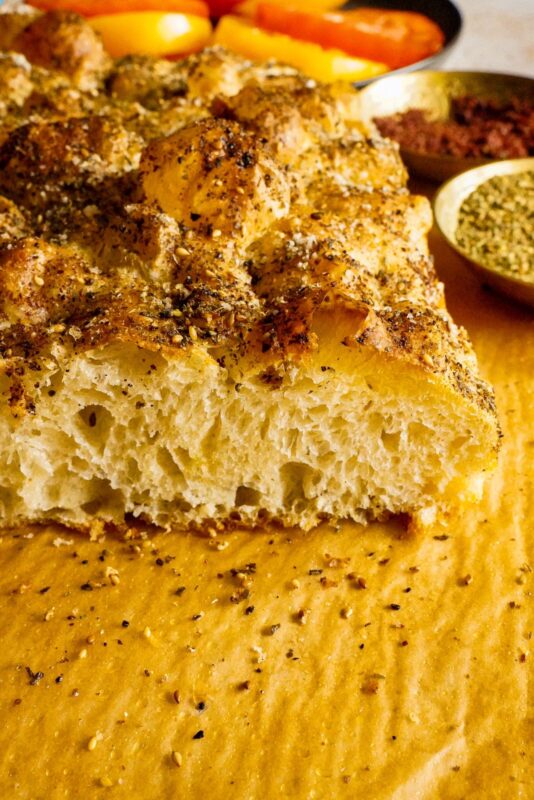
[0,310,499,534]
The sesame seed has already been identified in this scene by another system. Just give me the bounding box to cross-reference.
[34,275,44,287]
[176,247,190,257]
[188,325,198,341]
[78,648,88,659]
[143,626,152,638]
[289,579,300,590]
[172,689,180,704]
[171,334,183,344]
[100,777,113,787]
[87,735,99,751]
[212,229,222,239]
[340,607,353,619]
[251,645,266,663]
[172,751,183,767]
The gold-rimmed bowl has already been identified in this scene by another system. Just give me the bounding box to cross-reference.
[433,158,534,308]
[358,70,534,182]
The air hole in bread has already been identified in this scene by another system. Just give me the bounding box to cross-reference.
[78,404,113,440]
[235,485,262,507]
[280,462,321,507]
[80,478,124,515]
[381,430,401,451]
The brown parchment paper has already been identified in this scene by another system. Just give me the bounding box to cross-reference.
[0,225,532,800]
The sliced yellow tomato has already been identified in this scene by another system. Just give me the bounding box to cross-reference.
[89,12,212,58]
[213,15,387,82]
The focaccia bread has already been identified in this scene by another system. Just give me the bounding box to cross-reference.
[0,11,499,532]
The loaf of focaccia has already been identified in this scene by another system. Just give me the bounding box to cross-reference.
[0,11,499,532]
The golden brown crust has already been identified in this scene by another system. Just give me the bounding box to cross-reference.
[0,10,40,51]
[0,12,498,428]
[11,10,111,89]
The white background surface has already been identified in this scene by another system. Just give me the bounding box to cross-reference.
[444,0,534,76]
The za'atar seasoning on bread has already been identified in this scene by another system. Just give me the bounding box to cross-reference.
[0,11,499,533]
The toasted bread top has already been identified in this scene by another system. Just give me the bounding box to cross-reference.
[0,12,497,432]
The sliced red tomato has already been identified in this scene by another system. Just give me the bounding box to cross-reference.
[29,0,210,18]
[255,4,445,69]
[204,0,243,17]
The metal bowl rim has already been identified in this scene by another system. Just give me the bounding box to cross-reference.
[433,157,534,290]
[359,69,534,166]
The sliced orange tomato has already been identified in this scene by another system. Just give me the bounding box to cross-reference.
[205,0,343,20]
[88,12,212,57]
[29,0,209,17]
[213,15,387,82]
[234,0,344,16]
[255,4,445,69]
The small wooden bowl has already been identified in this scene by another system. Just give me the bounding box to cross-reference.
[433,158,534,308]
[357,70,534,182]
